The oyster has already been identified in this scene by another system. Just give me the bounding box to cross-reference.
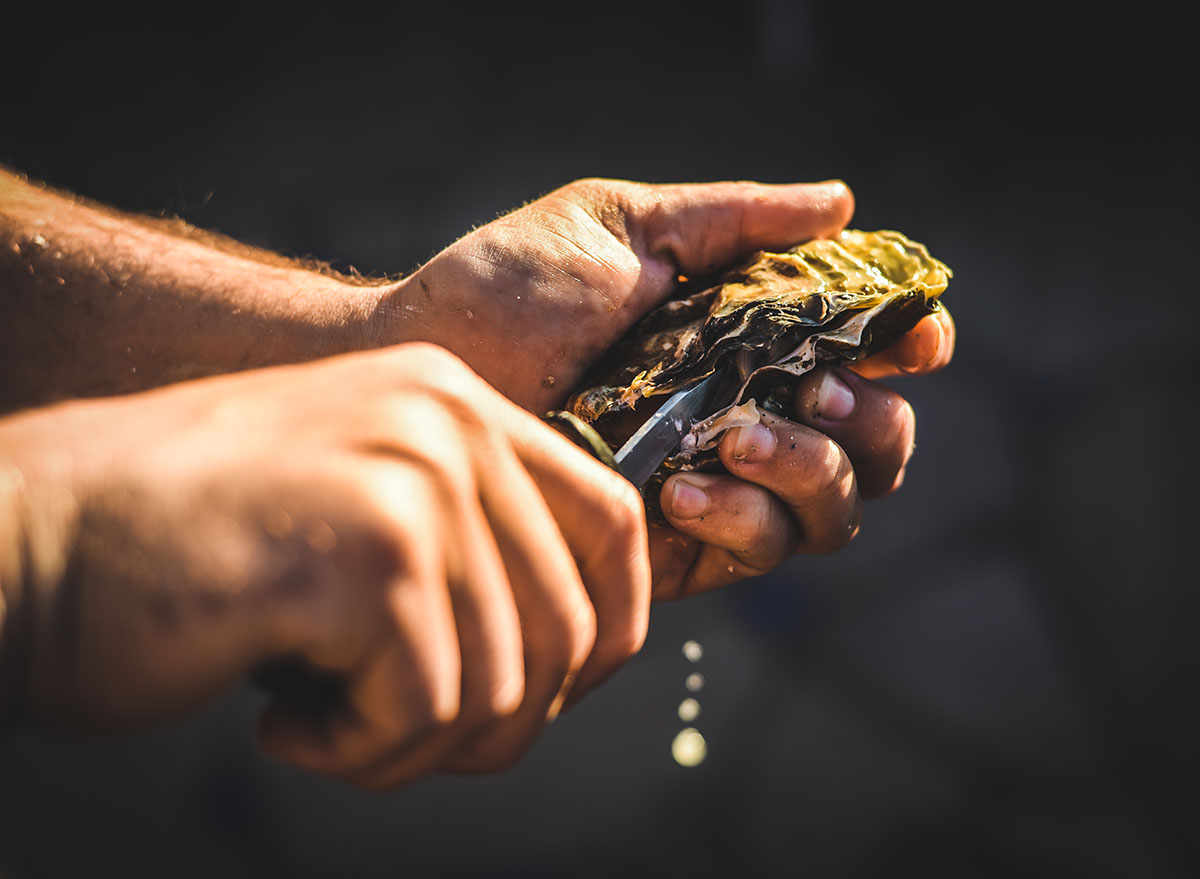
[566,229,951,494]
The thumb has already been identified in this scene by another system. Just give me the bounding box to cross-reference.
[627,179,855,277]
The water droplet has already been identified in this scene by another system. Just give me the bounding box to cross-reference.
[678,697,700,722]
[682,640,703,662]
[685,672,705,693]
[671,728,707,767]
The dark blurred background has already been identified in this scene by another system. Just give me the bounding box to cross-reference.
[1,4,1196,877]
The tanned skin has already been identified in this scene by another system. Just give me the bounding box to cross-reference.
[0,169,953,788]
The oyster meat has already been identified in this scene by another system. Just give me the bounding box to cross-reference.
[566,229,951,490]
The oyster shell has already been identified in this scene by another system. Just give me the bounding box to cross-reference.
[567,229,951,490]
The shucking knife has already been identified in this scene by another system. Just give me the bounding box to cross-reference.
[612,368,728,488]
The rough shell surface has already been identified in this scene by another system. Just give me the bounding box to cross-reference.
[565,229,951,499]
[570,229,951,432]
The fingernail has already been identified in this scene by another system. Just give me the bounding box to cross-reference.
[813,370,856,421]
[668,477,709,520]
[730,422,776,462]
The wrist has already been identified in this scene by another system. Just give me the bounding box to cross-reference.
[361,277,420,351]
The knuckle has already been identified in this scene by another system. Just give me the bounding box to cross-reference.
[825,447,856,498]
[350,478,444,575]
[460,671,524,730]
[610,617,648,664]
[590,611,648,674]
[795,439,852,500]
[400,340,464,368]
[751,501,796,567]
[394,341,469,383]
[567,600,598,670]
[405,674,461,736]
[745,492,779,549]
[809,495,862,556]
[430,675,463,728]
[489,670,525,719]
[559,177,615,199]
[526,591,597,676]
[396,343,486,404]
[727,180,759,200]
[607,477,648,541]
[894,400,917,466]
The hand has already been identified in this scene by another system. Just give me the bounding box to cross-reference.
[649,356,952,600]
[0,344,650,789]
[381,177,955,601]
[381,178,859,412]
[650,301,955,599]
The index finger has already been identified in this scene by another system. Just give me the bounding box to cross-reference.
[849,308,956,380]
[505,408,652,703]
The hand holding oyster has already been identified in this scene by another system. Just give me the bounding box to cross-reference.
[399,175,951,599]
[561,229,951,493]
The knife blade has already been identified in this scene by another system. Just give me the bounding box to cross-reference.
[614,369,727,487]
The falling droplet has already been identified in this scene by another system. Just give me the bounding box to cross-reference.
[685,672,705,693]
[682,640,703,662]
[671,728,707,767]
[678,698,700,722]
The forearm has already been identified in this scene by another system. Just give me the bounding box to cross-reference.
[0,169,393,412]
[0,456,22,730]
[0,406,85,730]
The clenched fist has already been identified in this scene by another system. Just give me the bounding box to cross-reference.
[0,344,648,789]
